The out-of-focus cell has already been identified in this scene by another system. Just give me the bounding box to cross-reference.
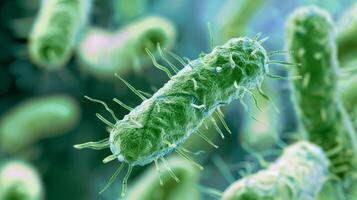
[78,16,176,79]
[0,160,43,200]
[0,95,80,153]
[221,141,329,200]
[240,97,278,151]
[29,0,91,70]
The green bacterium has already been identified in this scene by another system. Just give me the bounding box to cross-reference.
[286,6,357,179]
[126,156,200,200]
[78,16,176,79]
[0,160,43,200]
[0,95,80,153]
[29,0,91,69]
[74,35,290,197]
[221,141,329,200]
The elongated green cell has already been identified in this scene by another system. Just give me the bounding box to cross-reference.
[0,95,80,153]
[75,36,275,196]
[29,0,91,69]
[126,156,200,200]
[78,16,176,79]
[0,160,43,200]
[221,141,329,200]
[286,6,357,178]
[337,3,357,67]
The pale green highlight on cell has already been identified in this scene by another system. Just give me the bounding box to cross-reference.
[0,95,80,153]
[337,3,357,67]
[29,0,91,70]
[78,16,176,79]
[125,156,200,200]
[221,141,329,200]
[0,160,43,200]
[286,6,357,178]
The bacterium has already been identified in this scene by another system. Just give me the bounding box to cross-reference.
[75,36,288,197]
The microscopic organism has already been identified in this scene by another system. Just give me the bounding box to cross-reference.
[0,160,43,200]
[75,35,288,197]
[126,156,201,200]
[78,16,176,79]
[286,6,357,178]
[221,141,329,200]
[0,95,80,153]
[29,0,91,69]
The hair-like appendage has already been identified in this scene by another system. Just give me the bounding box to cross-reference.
[126,156,200,200]
[221,141,329,200]
[286,6,357,178]
[240,97,279,151]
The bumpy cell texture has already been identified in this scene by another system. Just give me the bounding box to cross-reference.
[286,6,357,178]
[109,37,268,166]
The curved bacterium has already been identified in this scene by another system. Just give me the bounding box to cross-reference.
[0,95,80,153]
[78,16,176,79]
